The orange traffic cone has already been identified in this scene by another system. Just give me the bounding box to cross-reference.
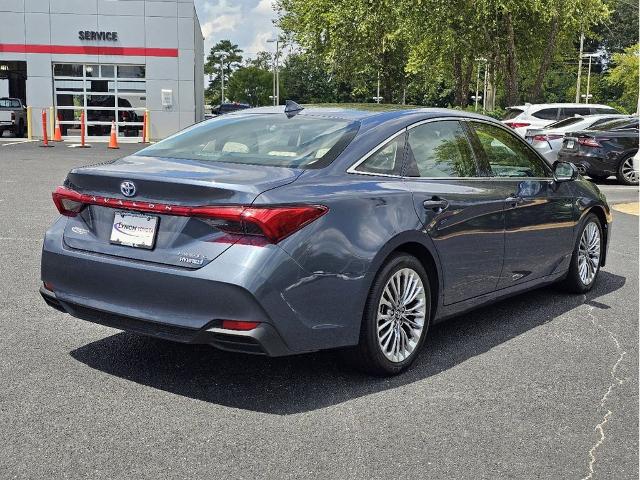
[108,121,119,149]
[53,114,62,142]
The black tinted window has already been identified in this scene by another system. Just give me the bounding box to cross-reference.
[471,122,549,178]
[532,108,559,120]
[354,135,404,176]
[591,119,639,131]
[405,121,476,177]
[503,108,524,120]
[593,107,620,114]
[561,107,591,118]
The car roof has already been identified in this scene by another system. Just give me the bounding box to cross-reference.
[515,103,616,110]
[229,103,493,125]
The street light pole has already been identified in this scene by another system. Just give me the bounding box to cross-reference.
[214,51,228,104]
[585,54,593,104]
[575,32,585,103]
[267,38,282,105]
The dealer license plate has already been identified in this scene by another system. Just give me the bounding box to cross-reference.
[110,211,158,249]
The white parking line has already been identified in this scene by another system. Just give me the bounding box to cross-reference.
[0,139,36,147]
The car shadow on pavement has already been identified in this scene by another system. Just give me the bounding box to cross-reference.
[70,270,625,415]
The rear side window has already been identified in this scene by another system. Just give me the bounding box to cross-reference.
[593,107,620,114]
[353,135,404,176]
[503,108,524,120]
[561,107,591,118]
[532,108,559,120]
[470,122,549,178]
[404,121,476,177]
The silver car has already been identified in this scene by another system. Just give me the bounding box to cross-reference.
[525,114,633,164]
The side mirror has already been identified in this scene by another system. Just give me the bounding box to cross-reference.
[553,161,578,182]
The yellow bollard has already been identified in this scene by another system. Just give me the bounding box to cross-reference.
[49,106,55,140]
[26,106,32,140]
[144,109,150,142]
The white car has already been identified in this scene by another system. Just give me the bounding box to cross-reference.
[502,103,620,137]
[524,114,634,164]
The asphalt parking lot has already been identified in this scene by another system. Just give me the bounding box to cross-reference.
[1,140,638,479]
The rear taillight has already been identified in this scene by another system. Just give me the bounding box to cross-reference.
[533,134,563,142]
[578,137,605,148]
[11,112,15,121]
[51,186,328,243]
[505,122,530,129]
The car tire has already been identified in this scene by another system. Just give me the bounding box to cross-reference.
[616,155,639,185]
[17,119,25,138]
[349,253,431,376]
[559,213,603,294]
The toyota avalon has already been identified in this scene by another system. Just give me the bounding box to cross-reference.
[41,102,611,375]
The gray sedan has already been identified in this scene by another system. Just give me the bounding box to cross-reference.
[41,104,611,375]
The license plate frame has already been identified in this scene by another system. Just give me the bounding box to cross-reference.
[110,211,159,250]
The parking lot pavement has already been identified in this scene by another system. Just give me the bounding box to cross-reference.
[1,142,638,479]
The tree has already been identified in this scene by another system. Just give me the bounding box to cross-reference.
[247,51,274,70]
[280,53,336,103]
[606,44,639,113]
[227,67,273,106]
[205,40,243,104]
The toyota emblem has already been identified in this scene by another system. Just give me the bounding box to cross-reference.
[120,181,136,197]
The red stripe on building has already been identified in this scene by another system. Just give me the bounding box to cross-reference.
[0,43,178,57]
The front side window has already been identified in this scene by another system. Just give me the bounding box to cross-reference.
[405,121,476,177]
[532,108,559,120]
[470,122,549,178]
[138,114,359,169]
[353,135,404,176]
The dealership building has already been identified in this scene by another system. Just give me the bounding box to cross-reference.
[0,0,204,140]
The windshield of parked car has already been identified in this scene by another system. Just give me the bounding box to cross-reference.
[137,114,359,169]
[589,118,638,131]
[502,108,524,120]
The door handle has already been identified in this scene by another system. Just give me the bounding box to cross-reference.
[423,196,449,212]
[506,194,524,207]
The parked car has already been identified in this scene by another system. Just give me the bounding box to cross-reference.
[0,97,27,137]
[503,103,620,137]
[558,117,639,185]
[211,102,251,116]
[525,114,634,164]
[41,104,611,375]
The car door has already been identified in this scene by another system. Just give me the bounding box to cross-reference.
[467,120,575,289]
[402,119,506,305]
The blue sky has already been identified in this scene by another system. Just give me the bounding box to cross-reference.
[194,0,279,60]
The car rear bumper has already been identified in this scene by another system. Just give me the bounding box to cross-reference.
[41,218,361,356]
[40,286,290,355]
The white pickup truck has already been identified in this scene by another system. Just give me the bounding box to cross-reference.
[0,97,27,137]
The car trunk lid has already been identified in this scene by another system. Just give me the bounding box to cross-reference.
[60,155,304,268]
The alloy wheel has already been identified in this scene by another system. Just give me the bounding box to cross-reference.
[621,157,639,184]
[578,222,601,285]
[376,268,427,363]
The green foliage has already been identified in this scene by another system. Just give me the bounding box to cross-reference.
[227,67,274,107]
[205,40,244,104]
[606,44,640,112]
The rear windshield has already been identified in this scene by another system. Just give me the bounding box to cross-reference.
[546,117,583,129]
[137,114,359,169]
[590,118,638,131]
[503,108,524,120]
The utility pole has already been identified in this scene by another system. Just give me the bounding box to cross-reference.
[575,32,584,103]
[214,51,228,104]
[474,64,481,111]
